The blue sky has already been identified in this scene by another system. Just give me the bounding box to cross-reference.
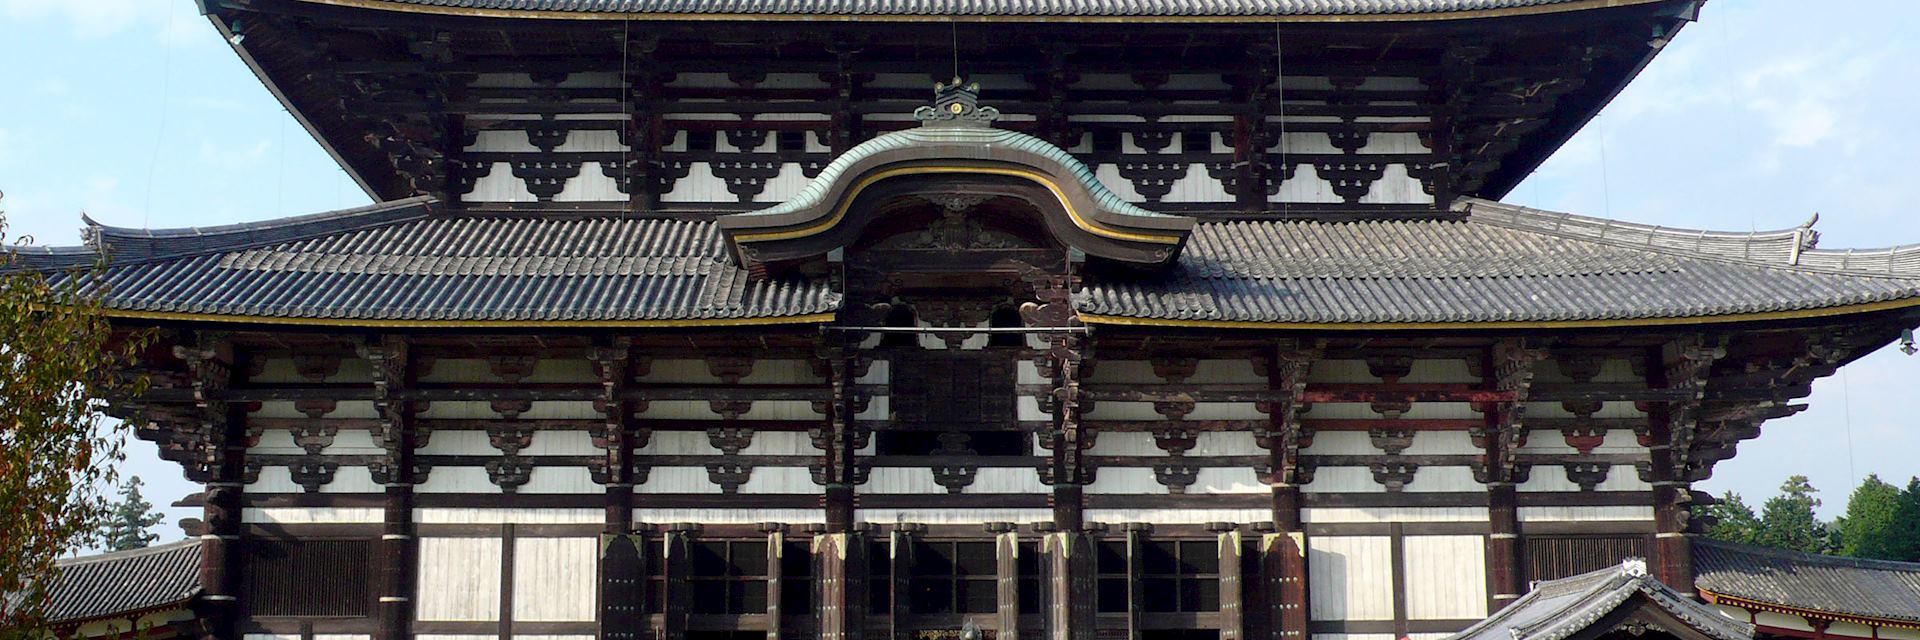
[3,0,1917,539]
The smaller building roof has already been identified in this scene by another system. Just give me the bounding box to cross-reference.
[1695,539,1920,627]
[1450,559,1753,640]
[41,540,202,626]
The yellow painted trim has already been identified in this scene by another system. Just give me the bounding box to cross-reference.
[1701,589,1920,631]
[732,165,1183,245]
[100,309,837,329]
[1076,297,1920,331]
[291,0,1670,23]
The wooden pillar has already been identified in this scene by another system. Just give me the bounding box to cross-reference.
[177,337,242,640]
[767,526,787,640]
[1485,483,1522,609]
[816,532,869,640]
[662,529,694,640]
[1478,339,1542,612]
[887,529,914,640]
[1263,342,1317,640]
[358,337,418,640]
[1044,332,1089,532]
[1649,337,1722,594]
[1042,532,1096,640]
[597,339,639,535]
[602,533,649,640]
[996,530,1022,640]
[1219,528,1245,640]
[1125,528,1145,640]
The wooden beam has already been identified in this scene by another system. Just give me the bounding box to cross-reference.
[1649,335,1725,595]
[1477,339,1544,613]
[356,336,418,640]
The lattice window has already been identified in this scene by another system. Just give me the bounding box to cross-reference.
[1524,535,1650,583]
[1018,541,1042,613]
[691,540,769,615]
[1141,540,1219,613]
[244,538,373,617]
[782,539,814,613]
[1096,540,1131,614]
[908,541,999,614]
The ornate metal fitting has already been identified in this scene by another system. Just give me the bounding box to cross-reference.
[914,78,1000,127]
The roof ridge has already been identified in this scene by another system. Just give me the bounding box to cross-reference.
[54,539,200,568]
[1459,197,1920,279]
[77,197,437,266]
[1697,538,1920,574]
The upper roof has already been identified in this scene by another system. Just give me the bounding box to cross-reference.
[1449,558,1753,640]
[286,0,1659,20]
[1695,539,1920,626]
[13,197,1920,329]
[40,541,201,625]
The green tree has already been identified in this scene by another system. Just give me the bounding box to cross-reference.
[1837,475,1906,559]
[97,477,165,552]
[1898,478,1920,562]
[0,194,150,636]
[1754,475,1834,554]
[1700,491,1761,545]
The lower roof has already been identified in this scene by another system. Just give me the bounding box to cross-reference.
[40,540,202,626]
[1696,539,1920,627]
[10,197,1920,329]
[1449,558,1752,640]
[273,0,1664,20]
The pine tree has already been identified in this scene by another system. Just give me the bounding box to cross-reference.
[98,477,164,552]
[1838,475,1905,559]
[1755,476,1833,554]
[1699,491,1761,545]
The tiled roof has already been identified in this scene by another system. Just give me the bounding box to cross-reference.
[308,0,1644,18]
[1695,539,1920,625]
[13,196,1920,328]
[1448,559,1752,640]
[44,541,201,624]
[1075,198,1920,325]
[22,199,840,325]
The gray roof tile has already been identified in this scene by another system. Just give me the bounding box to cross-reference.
[30,199,839,324]
[14,196,1920,327]
[42,541,201,624]
[1695,539,1920,624]
[1075,199,1920,324]
[1448,559,1752,640]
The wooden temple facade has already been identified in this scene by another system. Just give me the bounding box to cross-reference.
[16,1,1920,639]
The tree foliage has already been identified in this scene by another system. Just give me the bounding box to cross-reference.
[1834,475,1920,561]
[1754,475,1837,555]
[1700,491,1761,546]
[0,195,149,635]
[97,476,165,552]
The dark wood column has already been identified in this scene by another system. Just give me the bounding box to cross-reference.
[663,528,694,640]
[1476,339,1542,612]
[1217,527,1245,640]
[1648,336,1723,594]
[1260,341,1318,640]
[815,530,870,640]
[887,529,914,640]
[596,338,640,534]
[1041,531,1096,640]
[767,525,788,640]
[817,342,870,640]
[176,335,242,640]
[1039,332,1089,531]
[360,337,418,640]
[995,529,1021,640]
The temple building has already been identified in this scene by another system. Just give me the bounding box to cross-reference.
[13,0,1920,639]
